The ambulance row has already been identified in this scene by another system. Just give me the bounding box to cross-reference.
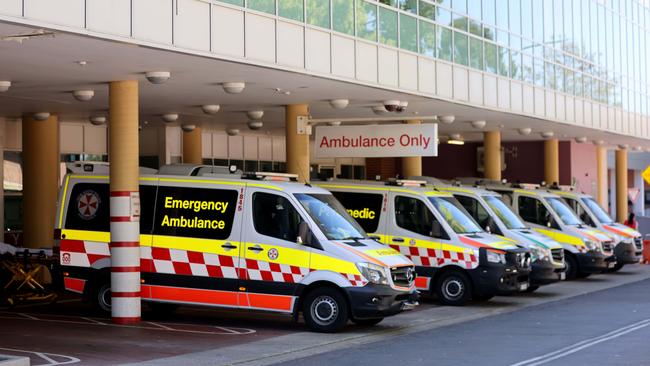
[54,164,643,332]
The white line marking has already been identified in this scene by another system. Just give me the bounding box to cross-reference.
[0,347,80,365]
[17,312,39,320]
[145,321,174,330]
[80,317,108,325]
[510,318,650,366]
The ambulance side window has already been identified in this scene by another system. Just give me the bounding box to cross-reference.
[331,191,383,233]
[454,195,500,235]
[252,192,302,242]
[564,198,595,227]
[139,185,157,234]
[518,196,551,226]
[395,196,447,239]
[152,186,238,240]
[65,183,109,232]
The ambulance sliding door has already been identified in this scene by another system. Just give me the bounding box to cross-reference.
[138,178,159,300]
[146,179,243,308]
[239,187,310,313]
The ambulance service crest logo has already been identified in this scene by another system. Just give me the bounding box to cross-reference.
[77,190,101,220]
[268,248,279,260]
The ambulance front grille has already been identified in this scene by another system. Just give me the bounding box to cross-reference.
[551,248,564,263]
[391,266,415,287]
[634,237,643,251]
[602,241,614,253]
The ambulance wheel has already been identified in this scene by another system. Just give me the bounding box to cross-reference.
[525,285,540,293]
[435,270,471,306]
[303,287,349,333]
[351,317,384,326]
[564,253,578,280]
[94,282,111,315]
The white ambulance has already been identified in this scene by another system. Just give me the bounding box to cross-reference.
[317,179,532,306]
[485,183,616,279]
[550,187,643,271]
[55,170,418,332]
[425,182,566,292]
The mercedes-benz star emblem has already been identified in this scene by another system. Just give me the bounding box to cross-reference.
[406,268,415,283]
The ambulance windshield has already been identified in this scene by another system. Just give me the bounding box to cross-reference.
[484,196,527,230]
[428,197,483,234]
[581,197,614,224]
[545,197,582,226]
[295,193,367,241]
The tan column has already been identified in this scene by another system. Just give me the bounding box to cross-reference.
[483,131,501,181]
[544,138,559,185]
[108,80,141,324]
[23,114,59,249]
[615,148,628,223]
[402,120,422,178]
[285,104,310,182]
[182,127,203,164]
[596,146,608,208]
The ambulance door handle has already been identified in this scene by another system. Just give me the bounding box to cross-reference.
[221,243,237,251]
[248,245,264,252]
[392,237,405,243]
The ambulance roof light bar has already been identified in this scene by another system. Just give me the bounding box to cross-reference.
[242,172,298,182]
[386,178,427,187]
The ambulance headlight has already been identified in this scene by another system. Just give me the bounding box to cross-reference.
[486,251,506,264]
[584,240,600,252]
[531,246,551,262]
[356,262,388,285]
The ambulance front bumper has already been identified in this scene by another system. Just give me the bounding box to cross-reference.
[576,251,611,272]
[530,260,565,285]
[345,284,419,319]
[614,241,642,264]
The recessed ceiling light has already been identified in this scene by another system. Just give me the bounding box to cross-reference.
[223,82,246,94]
[75,60,89,66]
[327,121,342,126]
[32,112,50,121]
[181,124,196,132]
[575,137,588,143]
[471,120,486,129]
[0,81,10,92]
[247,120,263,130]
[226,128,240,136]
[89,115,106,125]
[247,110,264,120]
[438,115,455,124]
[518,127,532,135]
[145,71,171,84]
[329,99,349,109]
[201,104,220,115]
[161,113,179,123]
[540,131,554,139]
[72,89,94,102]
[593,140,605,146]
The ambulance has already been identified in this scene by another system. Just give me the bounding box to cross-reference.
[549,187,642,271]
[55,170,418,332]
[484,183,616,279]
[425,182,566,292]
[317,179,532,306]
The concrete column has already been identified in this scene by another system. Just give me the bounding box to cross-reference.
[596,146,608,208]
[615,148,628,223]
[285,104,310,182]
[483,131,501,181]
[22,114,59,249]
[108,80,141,324]
[402,120,422,178]
[0,119,5,235]
[544,138,559,185]
[182,126,202,164]
[609,168,616,217]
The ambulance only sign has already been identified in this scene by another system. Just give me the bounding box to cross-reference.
[314,123,438,158]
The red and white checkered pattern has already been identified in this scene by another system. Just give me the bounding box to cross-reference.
[60,240,110,267]
[242,258,311,283]
[140,246,239,279]
[390,244,479,269]
[62,241,368,287]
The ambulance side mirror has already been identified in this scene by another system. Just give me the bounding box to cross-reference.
[297,221,311,246]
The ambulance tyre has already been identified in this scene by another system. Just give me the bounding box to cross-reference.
[303,287,349,333]
[351,317,384,326]
[94,281,111,315]
[435,270,472,306]
[564,252,578,280]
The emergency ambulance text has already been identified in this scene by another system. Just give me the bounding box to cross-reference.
[164,196,229,213]
[347,208,375,220]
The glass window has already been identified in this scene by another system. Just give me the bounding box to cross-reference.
[485,41,497,73]
[482,0,495,25]
[495,0,507,30]
[278,0,303,21]
[468,17,482,36]
[296,193,367,240]
[429,196,482,234]
[522,53,533,83]
[400,14,418,51]
[521,0,532,41]
[307,0,331,29]
[419,20,436,57]
[438,26,453,61]
[468,0,481,19]
[545,62,555,89]
[65,183,110,232]
[469,37,484,70]
[452,0,467,14]
[510,50,521,79]
[498,46,509,77]
[543,0,553,44]
[248,0,275,14]
[546,197,582,226]
[332,0,354,35]
[454,195,492,230]
[563,198,595,227]
[395,196,441,238]
[534,57,545,86]
[453,31,469,66]
[378,7,398,46]
[332,191,384,233]
[154,186,238,240]
[518,196,551,226]
[437,6,452,26]
[581,197,615,224]
[482,25,495,41]
[452,13,469,31]
[379,0,397,6]
[484,196,527,230]
[398,0,417,13]
[419,0,436,20]
[253,192,303,242]
[532,0,543,42]
[219,0,244,5]
[357,1,378,41]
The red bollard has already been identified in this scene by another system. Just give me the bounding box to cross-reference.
[643,240,650,264]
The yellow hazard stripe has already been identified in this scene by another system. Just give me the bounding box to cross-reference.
[58,175,71,227]
[372,233,474,254]
[437,186,474,194]
[61,229,110,243]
